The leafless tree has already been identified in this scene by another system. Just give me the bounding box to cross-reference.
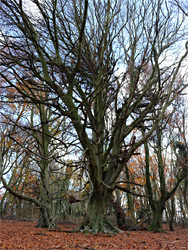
[0,0,188,233]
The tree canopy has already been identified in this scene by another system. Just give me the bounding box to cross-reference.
[0,0,188,233]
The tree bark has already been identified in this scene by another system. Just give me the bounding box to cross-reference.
[149,201,165,232]
[36,163,55,228]
[37,205,56,229]
[169,197,175,231]
[110,197,135,230]
[125,164,136,223]
[79,188,119,233]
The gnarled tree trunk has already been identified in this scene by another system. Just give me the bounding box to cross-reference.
[37,204,56,229]
[149,201,165,232]
[79,187,119,233]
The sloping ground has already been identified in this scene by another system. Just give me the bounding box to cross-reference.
[0,220,187,249]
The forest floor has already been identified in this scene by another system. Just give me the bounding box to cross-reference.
[0,219,187,249]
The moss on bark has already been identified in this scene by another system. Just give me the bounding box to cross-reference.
[79,190,120,234]
[36,206,56,229]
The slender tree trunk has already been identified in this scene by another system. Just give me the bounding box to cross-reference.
[143,130,172,232]
[181,179,188,211]
[125,164,136,223]
[179,196,187,228]
[169,197,175,231]
[110,197,135,230]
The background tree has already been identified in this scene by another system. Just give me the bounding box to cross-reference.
[0,79,75,228]
[170,96,188,227]
[142,101,188,232]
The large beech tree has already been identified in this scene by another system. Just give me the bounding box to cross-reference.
[0,0,188,233]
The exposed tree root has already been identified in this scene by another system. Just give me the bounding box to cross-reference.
[77,220,121,234]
